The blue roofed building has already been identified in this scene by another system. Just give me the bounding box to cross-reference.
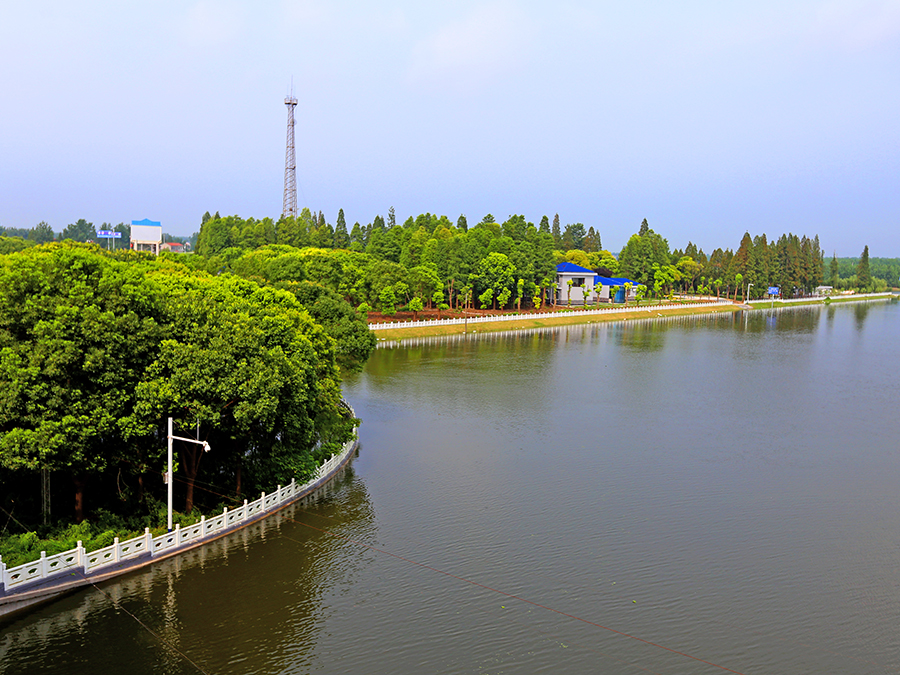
[553,262,637,305]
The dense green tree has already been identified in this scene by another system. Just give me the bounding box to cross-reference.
[857,245,871,289]
[408,265,442,307]
[113,222,131,248]
[0,244,354,525]
[400,227,430,268]
[61,218,96,243]
[675,256,701,292]
[0,237,36,254]
[583,227,601,253]
[728,233,752,287]
[618,222,671,288]
[277,280,376,372]
[0,245,165,520]
[589,250,620,276]
[472,252,515,310]
[349,222,364,251]
[129,275,349,511]
[408,296,424,320]
[334,209,350,249]
[379,287,397,315]
[478,287,494,309]
[551,214,561,247]
[639,218,650,236]
[562,223,586,250]
[31,222,56,244]
[538,215,550,235]
[196,214,238,256]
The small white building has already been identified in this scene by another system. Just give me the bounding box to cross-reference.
[553,262,637,305]
[130,219,163,255]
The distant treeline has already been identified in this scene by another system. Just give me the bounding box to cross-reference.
[0,221,195,250]
[832,257,900,286]
[192,208,835,305]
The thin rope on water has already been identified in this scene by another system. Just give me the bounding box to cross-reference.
[75,571,213,675]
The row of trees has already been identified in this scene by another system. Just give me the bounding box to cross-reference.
[196,208,605,257]
[0,220,130,246]
[193,211,838,311]
[0,243,365,528]
[618,221,829,300]
[10,209,890,309]
[195,211,579,313]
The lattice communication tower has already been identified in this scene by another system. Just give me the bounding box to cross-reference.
[282,90,298,218]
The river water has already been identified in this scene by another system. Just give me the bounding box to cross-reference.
[2,300,899,675]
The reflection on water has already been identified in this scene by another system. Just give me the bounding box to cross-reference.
[0,465,375,675]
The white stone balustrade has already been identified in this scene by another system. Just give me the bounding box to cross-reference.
[0,408,357,595]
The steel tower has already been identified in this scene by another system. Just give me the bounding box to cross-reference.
[282,90,298,218]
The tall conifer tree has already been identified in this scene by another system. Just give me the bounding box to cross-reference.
[857,245,871,289]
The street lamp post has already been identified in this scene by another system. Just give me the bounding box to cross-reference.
[166,417,210,532]
[746,282,753,303]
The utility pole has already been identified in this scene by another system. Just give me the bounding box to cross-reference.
[282,84,298,219]
[41,467,50,525]
[166,418,211,532]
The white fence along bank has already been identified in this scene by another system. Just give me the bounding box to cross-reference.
[369,299,735,331]
[0,419,358,598]
[747,292,893,306]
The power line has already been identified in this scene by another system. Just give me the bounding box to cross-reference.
[75,571,213,675]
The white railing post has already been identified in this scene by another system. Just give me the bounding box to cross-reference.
[113,537,121,563]
[83,544,90,575]
[242,499,248,522]
[144,528,152,553]
[0,555,5,590]
[277,485,282,503]
[175,523,182,546]
[40,551,48,580]
[200,515,207,537]
[261,491,266,510]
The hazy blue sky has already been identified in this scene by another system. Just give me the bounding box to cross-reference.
[1,1,897,255]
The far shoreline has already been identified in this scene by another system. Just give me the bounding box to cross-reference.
[369,293,895,340]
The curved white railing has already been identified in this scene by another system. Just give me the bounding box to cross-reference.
[0,411,358,595]
[369,300,734,330]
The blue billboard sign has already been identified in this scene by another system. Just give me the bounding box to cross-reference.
[767,286,780,296]
[97,230,122,238]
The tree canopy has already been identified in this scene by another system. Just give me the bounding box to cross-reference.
[0,243,354,525]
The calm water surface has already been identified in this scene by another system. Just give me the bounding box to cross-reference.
[2,301,899,674]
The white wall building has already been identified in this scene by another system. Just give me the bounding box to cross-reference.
[130,219,163,255]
